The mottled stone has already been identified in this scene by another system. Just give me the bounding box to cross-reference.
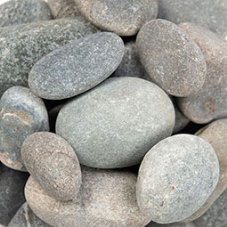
[56,77,175,169]
[158,0,227,39]
[29,32,124,100]
[0,165,28,225]
[25,168,150,227]
[0,0,51,27]
[8,203,51,227]
[0,86,49,171]
[147,222,196,227]
[136,19,207,97]
[137,134,219,224]
[21,132,81,201]
[177,23,227,124]
[0,18,97,96]
[74,0,158,36]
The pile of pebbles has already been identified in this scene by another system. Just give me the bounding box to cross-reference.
[0,0,227,226]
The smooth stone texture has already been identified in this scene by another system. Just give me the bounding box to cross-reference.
[8,203,51,227]
[185,119,227,221]
[25,168,150,227]
[0,0,51,27]
[0,86,49,171]
[147,222,196,227]
[56,77,175,169]
[177,23,227,124]
[158,0,227,39]
[74,0,158,36]
[21,132,82,202]
[136,19,207,97]
[0,165,28,225]
[29,32,124,100]
[0,18,97,96]
[137,134,219,224]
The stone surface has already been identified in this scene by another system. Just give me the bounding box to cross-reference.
[8,203,51,227]
[147,222,196,227]
[0,86,49,171]
[21,132,81,202]
[25,168,150,227]
[56,77,175,169]
[177,23,227,124]
[137,134,219,224]
[0,165,28,225]
[74,0,158,36]
[0,0,51,27]
[136,19,207,97]
[158,0,227,39]
[28,32,124,100]
[0,18,97,96]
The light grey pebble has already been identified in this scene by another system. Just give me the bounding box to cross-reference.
[0,86,49,171]
[137,134,219,224]
[28,32,124,100]
[0,18,97,96]
[56,77,175,169]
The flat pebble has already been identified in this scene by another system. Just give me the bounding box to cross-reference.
[21,132,81,202]
[28,32,124,100]
[74,0,158,36]
[0,86,49,171]
[136,19,207,97]
[137,134,219,224]
[56,77,175,169]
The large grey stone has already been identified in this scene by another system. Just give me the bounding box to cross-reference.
[136,19,207,97]
[137,134,219,224]
[0,86,49,171]
[56,77,175,169]
[28,32,124,100]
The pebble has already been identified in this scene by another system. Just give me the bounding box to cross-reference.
[137,134,220,224]
[21,132,82,202]
[0,0,51,27]
[74,0,158,36]
[25,168,150,227]
[28,32,124,100]
[0,18,97,96]
[177,23,227,124]
[0,86,49,171]
[56,77,175,169]
[136,19,207,97]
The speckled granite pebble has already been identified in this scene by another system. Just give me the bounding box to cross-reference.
[137,134,219,224]
[136,19,207,97]
[29,32,124,100]
[56,77,175,169]
[0,86,49,171]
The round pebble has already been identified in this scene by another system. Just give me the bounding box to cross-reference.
[56,77,175,169]
[28,32,124,100]
[137,134,220,224]
[136,19,207,97]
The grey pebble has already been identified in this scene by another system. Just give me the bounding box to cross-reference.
[28,32,124,100]
[0,86,49,171]
[56,77,175,169]
[137,134,219,224]
[136,19,207,97]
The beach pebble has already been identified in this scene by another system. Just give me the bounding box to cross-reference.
[137,134,219,224]
[74,0,158,36]
[0,18,97,96]
[28,32,124,100]
[0,86,49,171]
[21,132,81,202]
[56,77,175,169]
[136,19,207,97]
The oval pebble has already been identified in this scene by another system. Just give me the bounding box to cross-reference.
[28,32,124,100]
[0,86,49,171]
[74,0,158,36]
[137,134,219,224]
[56,77,175,169]
[136,19,207,97]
